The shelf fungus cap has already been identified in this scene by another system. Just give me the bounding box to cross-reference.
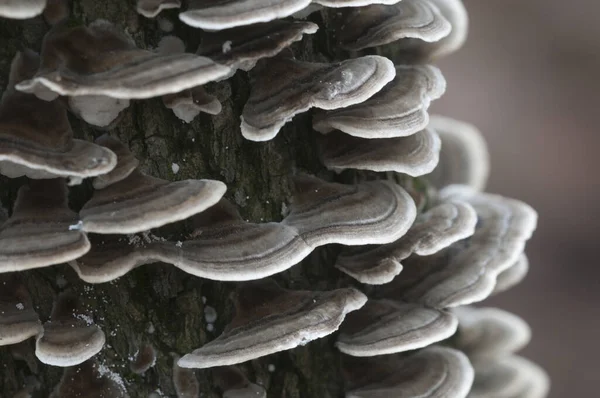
[469,355,550,398]
[425,115,490,191]
[171,353,200,398]
[157,36,222,122]
[335,200,476,284]
[379,187,537,308]
[0,275,43,346]
[137,0,181,18]
[319,128,441,175]
[178,279,367,368]
[343,346,474,398]
[493,254,529,295]
[282,174,417,247]
[213,366,267,398]
[49,359,129,397]
[0,0,47,19]
[0,179,90,273]
[0,51,117,182]
[336,299,457,356]
[69,234,166,284]
[313,65,446,139]
[333,0,452,51]
[129,343,157,374]
[79,135,227,234]
[453,306,531,361]
[241,54,395,141]
[36,291,105,366]
[155,198,313,281]
[197,20,318,72]
[179,0,313,30]
[16,20,232,99]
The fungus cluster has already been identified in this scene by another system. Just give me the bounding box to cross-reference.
[0,0,548,397]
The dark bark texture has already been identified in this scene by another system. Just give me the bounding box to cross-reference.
[0,1,369,397]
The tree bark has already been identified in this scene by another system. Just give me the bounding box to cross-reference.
[0,2,354,397]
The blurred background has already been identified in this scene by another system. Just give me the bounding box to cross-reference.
[434,1,600,396]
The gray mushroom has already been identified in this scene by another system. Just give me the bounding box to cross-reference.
[319,128,441,175]
[35,291,105,367]
[336,199,476,284]
[49,359,129,397]
[79,135,227,234]
[343,346,474,398]
[378,186,537,308]
[16,20,232,100]
[241,54,395,141]
[0,179,90,273]
[137,0,181,18]
[153,198,313,281]
[425,115,490,191]
[313,65,446,139]
[197,20,318,74]
[453,306,531,362]
[0,275,42,347]
[281,174,417,247]
[336,300,457,356]
[0,0,46,19]
[171,353,200,398]
[178,279,366,368]
[468,355,550,398]
[493,254,530,296]
[333,0,452,51]
[179,0,403,31]
[0,50,117,183]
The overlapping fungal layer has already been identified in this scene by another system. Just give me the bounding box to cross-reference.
[178,279,367,368]
[0,275,42,347]
[70,173,416,283]
[452,306,550,398]
[0,50,117,182]
[0,0,47,19]
[35,291,105,366]
[0,0,549,396]
[179,0,404,30]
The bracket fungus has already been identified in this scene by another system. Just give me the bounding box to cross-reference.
[0,0,47,19]
[493,254,530,296]
[336,300,458,356]
[157,35,223,123]
[343,346,474,398]
[241,54,396,141]
[313,64,446,139]
[0,51,117,182]
[79,135,227,234]
[179,0,403,31]
[0,0,548,396]
[137,0,182,18]
[318,127,441,174]
[35,291,105,367]
[0,179,90,273]
[171,353,200,398]
[281,174,417,246]
[197,20,318,73]
[0,275,42,347]
[178,279,367,368]
[333,0,452,51]
[49,359,129,398]
[16,19,232,100]
[425,115,490,191]
[335,199,477,284]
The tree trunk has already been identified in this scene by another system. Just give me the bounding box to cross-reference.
[0,2,354,397]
